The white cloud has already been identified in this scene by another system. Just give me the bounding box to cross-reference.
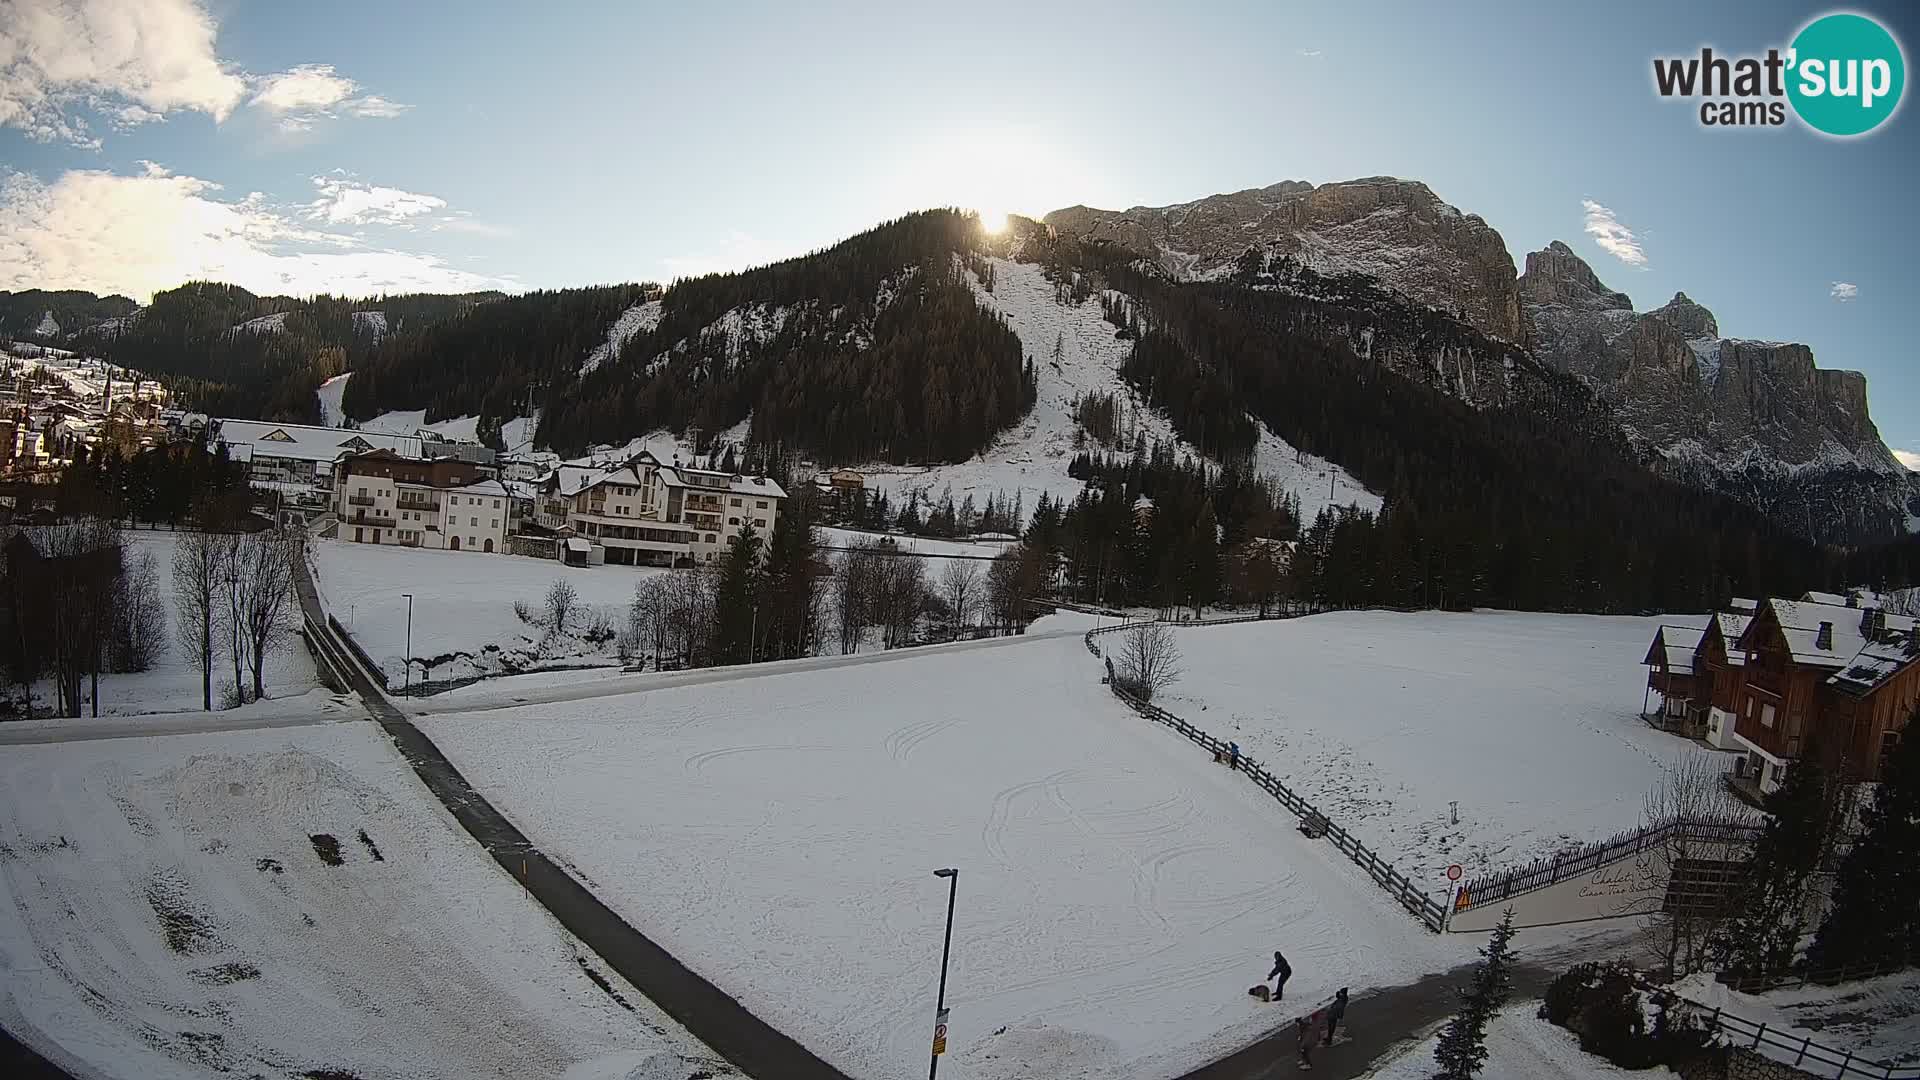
[1830,281,1859,302]
[1581,199,1648,267]
[1297,48,1323,58]
[0,166,511,301]
[306,175,446,227]
[0,0,246,145]
[660,231,782,280]
[248,63,410,128]
[1894,448,1920,472]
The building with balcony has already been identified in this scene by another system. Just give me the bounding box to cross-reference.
[215,419,424,504]
[332,449,510,553]
[542,451,786,567]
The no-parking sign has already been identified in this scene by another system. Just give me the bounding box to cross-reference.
[1446,864,1463,882]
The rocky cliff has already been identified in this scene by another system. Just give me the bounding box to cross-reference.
[1518,241,1910,542]
[1046,177,1525,341]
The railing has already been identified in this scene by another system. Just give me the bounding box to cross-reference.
[1455,817,1762,913]
[1084,618,1448,932]
[1641,980,1920,1079]
[396,499,441,512]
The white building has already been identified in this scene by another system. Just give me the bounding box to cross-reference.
[545,451,786,566]
[215,419,423,497]
[332,449,510,553]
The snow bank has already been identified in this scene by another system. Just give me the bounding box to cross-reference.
[581,300,664,375]
[310,540,670,688]
[1364,1003,1675,1080]
[315,371,351,427]
[1670,970,1920,1067]
[1162,611,1727,885]
[0,722,723,1079]
[422,634,1466,1080]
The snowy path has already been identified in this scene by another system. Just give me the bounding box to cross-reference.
[422,634,1476,1080]
[0,690,360,746]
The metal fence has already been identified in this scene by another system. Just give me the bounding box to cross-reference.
[1643,981,1920,1079]
[1455,817,1762,913]
[1083,620,1449,932]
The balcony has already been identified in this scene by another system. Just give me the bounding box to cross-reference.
[350,510,396,528]
[396,499,441,513]
[347,494,376,506]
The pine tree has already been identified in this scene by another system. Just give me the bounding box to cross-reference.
[1714,742,1843,984]
[1432,910,1518,1080]
[710,525,763,665]
[1807,718,1920,976]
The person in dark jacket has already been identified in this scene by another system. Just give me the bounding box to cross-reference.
[1295,1013,1317,1070]
[1322,987,1349,1045]
[1268,950,1292,999]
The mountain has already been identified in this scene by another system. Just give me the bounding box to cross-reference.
[1046,177,1524,341]
[1046,178,1912,545]
[1518,240,1912,543]
[0,289,139,341]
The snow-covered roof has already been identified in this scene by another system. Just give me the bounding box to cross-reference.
[1728,597,1758,613]
[446,478,511,498]
[216,419,422,464]
[1710,612,1752,666]
[566,537,591,553]
[542,465,612,497]
[1828,630,1920,696]
[657,465,788,500]
[1646,625,1704,673]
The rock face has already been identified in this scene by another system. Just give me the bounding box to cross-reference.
[1519,242,1909,542]
[1046,177,1525,341]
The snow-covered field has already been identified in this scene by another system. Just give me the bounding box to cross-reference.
[1364,1003,1674,1080]
[0,721,724,1080]
[309,540,670,689]
[1159,611,1729,885]
[421,633,1467,1080]
[857,256,1379,526]
[34,532,319,717]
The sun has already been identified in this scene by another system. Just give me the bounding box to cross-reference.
[977,207,1009,234]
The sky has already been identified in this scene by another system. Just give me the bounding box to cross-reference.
[2,0,1917,464]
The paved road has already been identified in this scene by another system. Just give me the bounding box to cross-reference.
[412,621,1092,715]
[294,553,852,1080]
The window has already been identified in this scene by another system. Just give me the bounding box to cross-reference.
[490,519,499,528]
[493,499,501,509]
[729,517,740,526]
[705,533,717,544]
[730,497,741,507]
[1761,703,1776,729]
[470,516,479,527]
[755,518,766,528]
[357,486,367,496]
[756,500,767,509]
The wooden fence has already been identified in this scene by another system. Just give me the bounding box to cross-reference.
[1455,817,1762,914]
[1084,620,1449,932]
[1640,980,1920,1079]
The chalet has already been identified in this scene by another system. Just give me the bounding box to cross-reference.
[541,451,787,567]
[1643,624,1707,736]
[1726,596,1919,799]
[1695,611,1752,751]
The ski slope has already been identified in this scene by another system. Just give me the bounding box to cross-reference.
[857,256,1379,524]
[0,721,724,1080]
[421,633,1465,1080]
[1161,611,1736,886]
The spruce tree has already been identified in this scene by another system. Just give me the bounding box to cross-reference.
[710,525,763,665]
[1714,743,1840,984]
[1807,719,1920,976]
[1432,910,1518,1080]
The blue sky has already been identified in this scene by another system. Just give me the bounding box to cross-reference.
[2,0,1917,462]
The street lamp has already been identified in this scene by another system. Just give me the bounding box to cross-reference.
[929,867,958,1080]
[401,593,413,694]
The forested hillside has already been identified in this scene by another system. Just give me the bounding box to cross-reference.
[0,289,138,339]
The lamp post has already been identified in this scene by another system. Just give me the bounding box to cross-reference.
[401,593,413,694]
[929,867,958,1080]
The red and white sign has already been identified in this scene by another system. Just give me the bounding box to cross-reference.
[931,1007,950,1056]
[1446,864,1463,882]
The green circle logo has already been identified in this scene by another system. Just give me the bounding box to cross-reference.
[1788,13,1906,136]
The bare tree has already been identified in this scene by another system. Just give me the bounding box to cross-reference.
[941,560,981,632]
[1115,622,1182,701]
[111,548,167,672]
[1640,754,1747,976]
[545,578,581,636]
[35,521,122,717]
[173,529,223,712]
[215,531,249,704]
[833,541,881,654]
[872,556,926,649]
[237,532,296,702]
[986,543,1047,633]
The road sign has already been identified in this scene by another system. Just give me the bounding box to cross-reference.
[1446,864,1463,882]
[932,1007,950,1055]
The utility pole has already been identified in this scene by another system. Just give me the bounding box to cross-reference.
[401,593,414,694]
[929,868,958,1079]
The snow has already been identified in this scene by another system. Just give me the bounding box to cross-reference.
[817,525,1018,580]
[309,539,671,688]
[1159,611,1735,886]
[856,256,1376,525]
[351,309,387,340]
[29,532,320,717]
[232,312,288,334]
[581,300,664,375]
[1253,424,1385,522]
[1670,970,1920,1067]
[1686,336,1721,383]
[32,309,59,336]
[0,720,724,1080]
[420,634,1467,1080]
[1364,1003,1675,1080]
[501,412,540,455]
[314,371,351,427]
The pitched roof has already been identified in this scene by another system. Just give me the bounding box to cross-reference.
[1648,625,1704,673]
[1762,598,1917,669]
[1710,612,1753,666]
[216,418,421,463]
